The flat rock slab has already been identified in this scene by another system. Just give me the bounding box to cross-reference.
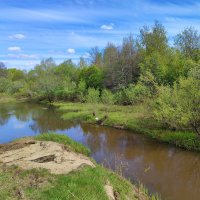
[0,139,95,174]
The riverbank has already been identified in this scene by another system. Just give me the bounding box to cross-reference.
[0,93,16,103]
[0,133,154,200]
[56,102,200,151]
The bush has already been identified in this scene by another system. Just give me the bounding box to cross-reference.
[125,83,151,105]
[86,88,100,103]
[8,81,24,94]
[0,77,12,93]
[76,80,87,102]
[101,89,115,105]
[79,66,104,89]
[114,89,126,105]
[114,83,151,105]
[154,76,200,135]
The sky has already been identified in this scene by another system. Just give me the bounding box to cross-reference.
[0,0,200,70]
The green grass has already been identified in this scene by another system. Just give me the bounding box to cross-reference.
[35,133,90,156]
[0,163,151,200]
[55,102,200,151]
[0,133,154,200]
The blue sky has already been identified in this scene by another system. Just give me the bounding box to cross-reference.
[0,0,200,70]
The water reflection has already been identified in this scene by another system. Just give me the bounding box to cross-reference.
[0,103,200,200]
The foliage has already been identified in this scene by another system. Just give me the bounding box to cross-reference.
[103,35,140,89]
[138,21,168,56]
[101,89,115,105]
[174,27,200,61]
[76,79,87,102]
[79,66,104,89]
[114,83,151,105]
[7,68,25,81]
[154,76,200,135]
[0,62,7,78]
[85,88,100,103]
[0,77,11,93]
[125,83,151,105]
[0,22,199,141]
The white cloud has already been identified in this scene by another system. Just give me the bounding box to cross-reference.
[0,8,87,23]
[8,46,21,52]
[6,54,38,59]
[101,24,114,30]
[9,34,25,40]
[67,48,75,54]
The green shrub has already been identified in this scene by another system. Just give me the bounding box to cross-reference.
[125,83,151,104]
[114,89,126,105]
[86,88,100,103]
[101,89,115,105]
[0,77,12,93]
[154,76,200,135]
[114,84,151,105]
[76,79,87,102]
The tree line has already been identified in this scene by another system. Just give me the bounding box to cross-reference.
[0,21,199,135]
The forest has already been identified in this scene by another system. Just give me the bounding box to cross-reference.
[0,21,200,137]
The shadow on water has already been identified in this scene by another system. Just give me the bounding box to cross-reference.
[0,102,200,200]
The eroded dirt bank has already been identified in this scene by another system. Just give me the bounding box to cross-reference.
[0,139,95,174]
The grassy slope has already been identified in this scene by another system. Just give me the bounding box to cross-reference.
[0,133,153,200]
[35,133,90,156]
[56,102,200,151]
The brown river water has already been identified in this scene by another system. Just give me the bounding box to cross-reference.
[0,102,200,200]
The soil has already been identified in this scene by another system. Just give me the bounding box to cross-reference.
[0,139,95,174]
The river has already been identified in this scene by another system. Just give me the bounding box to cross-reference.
[0,102,200,200]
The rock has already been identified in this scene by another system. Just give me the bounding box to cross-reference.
[105,184,115,200]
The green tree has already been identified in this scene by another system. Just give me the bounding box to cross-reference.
[56,60,78,82]
[79,66,104,89]
[138,21,171,84]
[89,47,103,67]
[30,58,60,102]
[138,21,168,56]
[103,43,119,89]
[174,27,200,61]
[0,62,7,78]
[7,68,25,81]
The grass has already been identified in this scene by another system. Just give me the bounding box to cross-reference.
[0,163,154,200]
[0,93,16,103]
[0,133,155,200]
[35,133,90,156]
[55,102,200,151]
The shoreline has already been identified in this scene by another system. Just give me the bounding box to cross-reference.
[0,133,155,200]
[1,98,199,152]
[55,102,200,152]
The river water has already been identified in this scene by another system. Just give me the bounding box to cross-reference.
[0,102,200,200]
